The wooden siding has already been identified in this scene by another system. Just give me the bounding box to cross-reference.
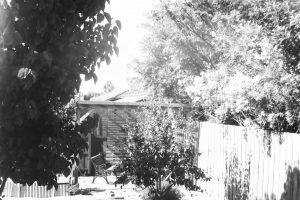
[78,103,142,169]
[198,122,300,200]
[78,101,191,172]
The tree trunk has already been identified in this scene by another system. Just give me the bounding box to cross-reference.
[155,179,160,199]
[158,176,162,192]
[0,176,8,198]
[73,166,78,184]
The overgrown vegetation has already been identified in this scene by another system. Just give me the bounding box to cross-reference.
[133,0,300,133]
[225,153,251,200]
[118,105,209,200]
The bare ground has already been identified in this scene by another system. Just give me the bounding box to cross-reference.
[4,176,215,200]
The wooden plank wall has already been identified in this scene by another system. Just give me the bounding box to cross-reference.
[105,106,135,164]
[198,122,300,200]
[78,102,192,171]
[77,105,136,170]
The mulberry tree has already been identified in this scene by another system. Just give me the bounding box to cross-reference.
[0,0,120,195]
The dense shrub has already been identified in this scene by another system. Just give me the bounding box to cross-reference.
[117,105,209,199]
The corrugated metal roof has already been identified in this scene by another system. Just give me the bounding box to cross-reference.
[114,96,146,102]
[90,88,149,102]
[90,90,128,101]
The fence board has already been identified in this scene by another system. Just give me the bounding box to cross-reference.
[198,122,300,200]
[3,179,69,198]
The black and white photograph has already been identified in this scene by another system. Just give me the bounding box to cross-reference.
[0,0,300,200]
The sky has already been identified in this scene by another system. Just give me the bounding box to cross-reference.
[79,0,155,94]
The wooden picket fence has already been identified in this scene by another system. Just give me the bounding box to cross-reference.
[197,122,300,200]
[3,178,69,198]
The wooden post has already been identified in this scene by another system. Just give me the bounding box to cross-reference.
[88,133,92,175]
[195,122,201,167]
[70,164,79,184]
[0,177,8,198]
[74,167,78,184]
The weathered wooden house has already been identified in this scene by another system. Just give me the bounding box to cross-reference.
[77,99,191,174]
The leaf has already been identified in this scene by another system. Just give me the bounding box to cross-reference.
[17,67,38,85]
[105,55,111,65]
[47,183,53,190]
[100,55,105,63]
[92,73,98,84]
[75,157,80,166]
[104,12,111,22]
[113,26,118,37]
[110,35,117,46]
[97,13,104,22]
[113,46,119,56]
[85,73,92,81]
[17,67,30,79]
[116,20,122,30]
[105,45,113,55]
[63,167,71,177]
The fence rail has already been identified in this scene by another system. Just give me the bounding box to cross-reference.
[197,122,300,200]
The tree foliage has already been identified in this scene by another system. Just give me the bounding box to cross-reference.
[135,0,300,132]
[0,0,120,192]
[132,0,218,102]
[186,0,300,132]
[118,105,208,197]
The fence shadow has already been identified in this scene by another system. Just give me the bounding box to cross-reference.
[262,166,300,200]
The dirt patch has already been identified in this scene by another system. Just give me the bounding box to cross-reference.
[75,176,211,200]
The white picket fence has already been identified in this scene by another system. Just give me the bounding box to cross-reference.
[3,178,69,198]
